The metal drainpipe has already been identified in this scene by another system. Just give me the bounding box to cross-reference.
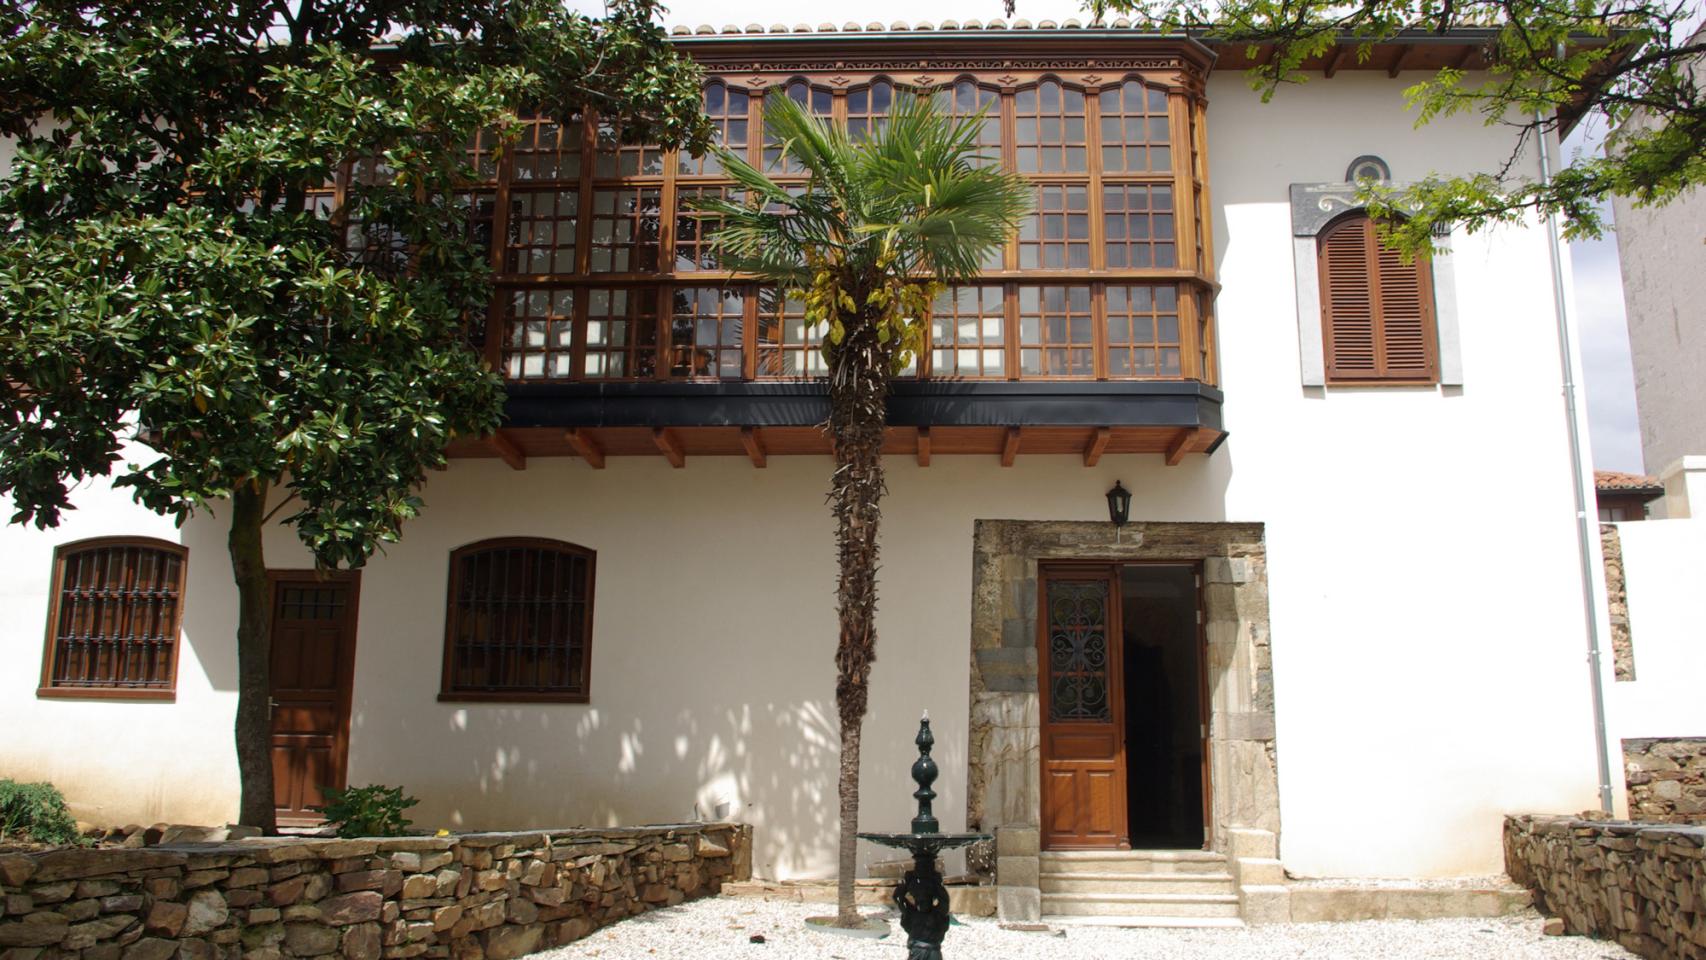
[1535,109,1616,813]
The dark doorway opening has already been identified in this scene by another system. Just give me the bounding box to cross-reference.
[1119,564,1206,849]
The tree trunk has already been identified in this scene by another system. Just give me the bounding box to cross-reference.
[827,315,891,927]
[229,481,278,833]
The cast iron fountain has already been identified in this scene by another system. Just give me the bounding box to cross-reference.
[857,713,991,960]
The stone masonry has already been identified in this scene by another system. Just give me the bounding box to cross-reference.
[1626,739,1706,824]
[1505,814,1706,960]
[0,824,750,960]
[1601,523,1636,682]
[965,520,1282,923]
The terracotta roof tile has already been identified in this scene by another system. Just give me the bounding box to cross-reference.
[1595,470,1664,494]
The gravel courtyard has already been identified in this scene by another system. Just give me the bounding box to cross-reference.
[540,897,1638,960]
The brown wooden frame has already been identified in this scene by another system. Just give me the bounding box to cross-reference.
[434,33,1220,389]
[437,536,597,704]
[1318,212,1440,385]
[1037,558,1214,851]
[1038,561,1129,850]
[267,567,362,825]
[37,536,188,701]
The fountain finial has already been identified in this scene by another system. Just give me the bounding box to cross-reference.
[910,715,940,834]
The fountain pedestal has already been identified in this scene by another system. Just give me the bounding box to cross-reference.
[857,715,991,960]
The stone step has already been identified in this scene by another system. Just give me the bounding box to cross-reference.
[1040,849,1228,876]
[1040,891,1242,919]
[1046,915,1248,929]
[1040,871,1237,896]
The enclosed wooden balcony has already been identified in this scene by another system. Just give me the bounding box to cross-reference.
[436,33,1225,468]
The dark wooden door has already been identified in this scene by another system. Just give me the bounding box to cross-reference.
[1039,565,1128,849]
[268,572,359,824]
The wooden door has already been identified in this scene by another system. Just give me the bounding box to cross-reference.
[1039,565,1128,849]
[268,572,359,824]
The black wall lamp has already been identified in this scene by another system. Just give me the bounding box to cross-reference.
[1106,481,1132,526]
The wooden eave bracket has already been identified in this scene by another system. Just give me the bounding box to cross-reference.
[653,428,686,468]
[1084,427,1111,467]
[1388,44,1414,78]
[1324,45,1347,78]
[489,430,526,471]
[1001,427,1022,467]
[916,427,931,467]
[565,429,606,469]
[1164,427,1208,466]
[740,426,768,468]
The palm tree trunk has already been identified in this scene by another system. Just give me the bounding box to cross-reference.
[229,481,278,832]
[827,318,891,927]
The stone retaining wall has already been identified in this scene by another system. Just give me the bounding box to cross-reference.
[1626,739,1706,824]
[0,824,750,960]
[1504,814,1706,959]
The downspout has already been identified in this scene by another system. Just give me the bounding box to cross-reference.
[1535,108,1616,813]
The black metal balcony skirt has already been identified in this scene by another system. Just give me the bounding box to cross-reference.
[502,380,1225,431]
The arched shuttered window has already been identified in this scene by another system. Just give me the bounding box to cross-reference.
[40,537,186,699]
[1318,213,1439,383]
[440,538,595,702]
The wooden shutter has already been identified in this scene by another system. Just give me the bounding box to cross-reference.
[1318,215,1438,383]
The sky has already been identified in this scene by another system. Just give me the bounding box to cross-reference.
[584,0,1649,472]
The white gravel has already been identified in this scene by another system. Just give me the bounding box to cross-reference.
[538,896,1639,960]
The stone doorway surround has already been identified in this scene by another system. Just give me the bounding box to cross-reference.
[966,520,1286,923]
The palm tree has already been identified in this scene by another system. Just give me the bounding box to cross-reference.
[701,90,1031,926]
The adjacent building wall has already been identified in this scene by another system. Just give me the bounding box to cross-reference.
[0,72,1609,883]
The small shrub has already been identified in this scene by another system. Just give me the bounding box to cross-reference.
[320,784,418,838]
[0,779,81,845]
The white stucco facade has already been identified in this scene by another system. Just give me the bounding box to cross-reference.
[1,71,1611,884]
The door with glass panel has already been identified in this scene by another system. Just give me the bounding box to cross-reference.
[1038,564,1128,849]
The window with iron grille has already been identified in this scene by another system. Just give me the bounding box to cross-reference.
[39,537,186,699]
[440,538,595,702]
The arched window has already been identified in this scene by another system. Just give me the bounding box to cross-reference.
[681,81,750,176]
[846,79,894,141]
[1097,78,1170,174]
[40,537,186,698]
[1014,79,1086,174]
[440,538,595,702]
[1318,213,1438,383]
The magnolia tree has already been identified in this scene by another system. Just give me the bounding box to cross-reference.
[0,0,710,831]
[1082,0,1705,251]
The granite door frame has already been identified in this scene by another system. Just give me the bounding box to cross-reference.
[965,519,1280,922]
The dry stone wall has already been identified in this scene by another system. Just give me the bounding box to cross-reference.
[1504,814,1706,959]
[1626,739,1706,823]
[0,824,750,960]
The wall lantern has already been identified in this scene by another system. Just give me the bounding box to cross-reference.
[1106,481,1132,526]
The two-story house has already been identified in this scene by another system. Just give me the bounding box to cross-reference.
[0,22,1615,925]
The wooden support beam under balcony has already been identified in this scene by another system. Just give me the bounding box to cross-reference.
[565,429,605,469]
[740,427,767,468]
[1165,427,1215,466]
[488,430,526,471]
[449,424,1226,465]
[1084,427,1111,467]
[653,428,686,468]
[1001,428,1022,467]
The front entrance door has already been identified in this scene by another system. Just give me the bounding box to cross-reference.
[1040,561,1209,851]
[268,571,359,824]
[1039,565,1128,849]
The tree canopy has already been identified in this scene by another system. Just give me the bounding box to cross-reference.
[0,0,711,829]
[0,0,710,565]
[1086,0,1705,252]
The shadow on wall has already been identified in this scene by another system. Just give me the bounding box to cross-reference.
[348,698,845,880]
